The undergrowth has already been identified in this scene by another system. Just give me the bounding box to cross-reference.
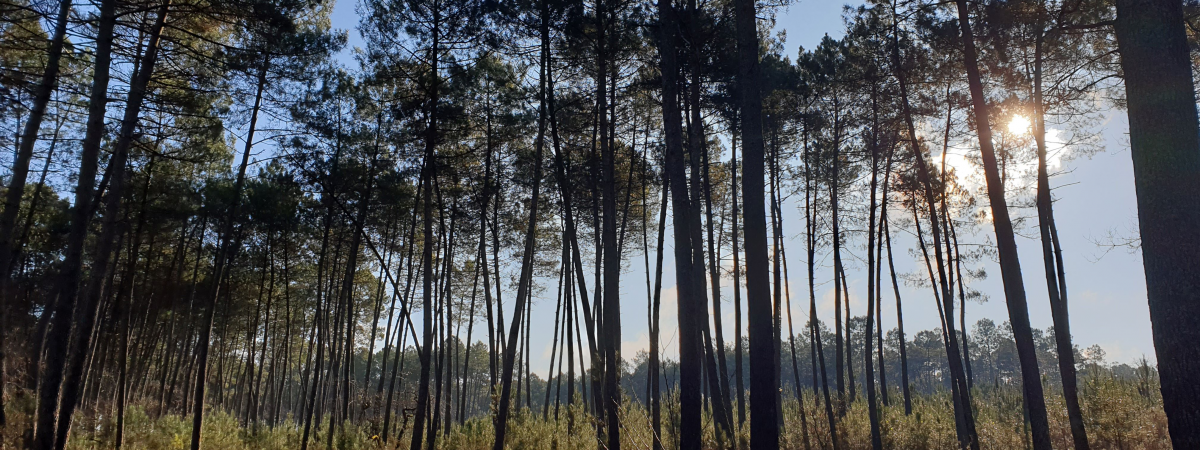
[1,374,1168,449]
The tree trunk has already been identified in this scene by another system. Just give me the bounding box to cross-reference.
[38,5,167,449]
[803,122,839,450]
[28,0,115,444]
[0,0,73,326]
[650,167,668,450]
[410,6,441,447]
[863,86,883,450]
[491,5,548,443]
[190,45,267,450]
[655,1,704,447]
[890,3,977,444]
[951,3,1050,448]
[733,0,778,444]
[597,0,622,444]
[1024,26,1090,450]
[1114,1,1200,446]
[731,138,746,429]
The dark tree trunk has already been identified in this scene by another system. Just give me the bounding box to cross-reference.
[768,129,785,430]
[190,46,269,450]
[874,156,889,409]
[1114,1,1200,447]
[802,122,839,450]
[410,7,441,448]
[491,7,547,443]
[685,24,733,438]
[38,6,166,449]
[733,0,778,444]
[654,1,703,447]
[114,158,156,449]
[28,0,115,444]
[649,167,668,450]
[0,0,73,318]
[863,87,883,450]
[830,105,845,406]
[1027,27,1090,450]
[890,3,977,444]
[731,139,746,429]
[543,247,567,419]
[597,0,621,444]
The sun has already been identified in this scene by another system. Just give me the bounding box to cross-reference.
[1008,114,1032,136]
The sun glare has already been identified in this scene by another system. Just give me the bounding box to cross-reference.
[1008,114,1032,136]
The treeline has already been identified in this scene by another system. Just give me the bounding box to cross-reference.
[0,0,1198,449]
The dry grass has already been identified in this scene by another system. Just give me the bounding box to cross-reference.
[1,374,1168,450]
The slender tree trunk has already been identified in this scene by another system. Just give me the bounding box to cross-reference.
[546,20,603,428]
[596,0,622,444]
[114,157,156,449]
[459,234,483,423]
[874,158,889,408]
[685,28,733,439]
[381,195,422,441]
[543,246,567,419]
[805,132,838,450]
[410,7,441,448]
[1029,28,1090,450]
[863,86,883,450]
[10,110,61,286]
[842,266,854,405]
[731,138,746,429]
[0,4,74,363]
[780,227,810,450]
[302,149,346,449]
[29,0,115,445]
[890,4,977,445]
[768,127,785,432]
[649,165,668,450]
[191,48,266,450]
[492,8,548,444]
[39,6,168,449]
[363,217,394,406]
[690,0,733,429]
[951,3,1050,448]
[828,106,845,408]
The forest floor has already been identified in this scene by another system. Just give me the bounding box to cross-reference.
[3,375,1169,450]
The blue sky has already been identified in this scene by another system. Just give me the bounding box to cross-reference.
[326,0,1154,375]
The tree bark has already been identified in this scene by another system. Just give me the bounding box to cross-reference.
[890,2,977,444]
[597,0,622,444]
[0,0,72,298]
[0,0,72,412]
[1114,1,1200,446]
[1025,25,1090,450]
[410,5,441,448]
